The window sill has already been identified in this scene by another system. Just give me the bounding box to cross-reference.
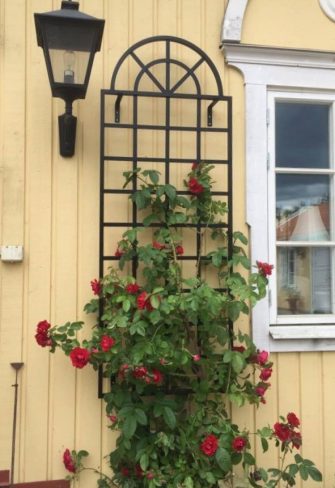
[270,325,335,340]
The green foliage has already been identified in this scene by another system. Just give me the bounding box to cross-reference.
[41,164,322,488]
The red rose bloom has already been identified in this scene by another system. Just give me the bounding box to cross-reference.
[255,385,268,397]
[126,283,140,294]
[69,347,90,369]
[273,422,291,442]
[175,245,184,255]
[37,320,51,333]
[260,367,272,381]
[135,464,144,478]
[200,434,218,456]
[256,261,274,277]
[118,364,129,379]
[35,320,52,347]
[291,431,302,449]
[153,241,165,250]
[35,332,52,347]
[152,368,163,384]
[100,335,116,352]
[287,412,300,427]
[121,467,130,477]
[192,354,201,362]
[232,345,245,353]
[137,291,153,311]
[256,350,269,365]
[192,162,199,170]
[232,436,247,452]
[146,473,154,480]
[133,366,148,379]
[188,177,204,195]
[115,248,124,258]
[63,449,76,473]
[108,415,117,423]
[90,279,101,295]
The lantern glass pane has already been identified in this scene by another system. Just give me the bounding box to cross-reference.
[49,48,90,84]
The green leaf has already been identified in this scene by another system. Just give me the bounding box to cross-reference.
[150,295,160,309]
[243,452,255,466]
[288,464,299,477]
[122,299,131,312]
[134,408,147,426]
[233,231,248,245]
[162,407,176,429]
[299,465,308,481]
[147,170,159,184]
[77,450,89,458]
[261,437,268,452]
[164,184,176,201]
[294,454,303,464]
[183,476,194,488]
[123,415,137,439]
[143,214,159,226]
[231,353,245,374]
[215,448,231,472]
[307,466,322,482]
[140,453,149,471]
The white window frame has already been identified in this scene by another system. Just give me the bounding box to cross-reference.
[223,43,335,351]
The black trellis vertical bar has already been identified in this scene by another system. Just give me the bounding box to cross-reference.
[196,97,202,278]
[165,40,171,185]
[132,94,139,278]
[227,97,234,340]
[98,90,106,398]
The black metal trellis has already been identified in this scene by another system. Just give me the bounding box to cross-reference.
[98,36,232,398]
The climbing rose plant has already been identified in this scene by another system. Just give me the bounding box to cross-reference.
[35,164,322,488]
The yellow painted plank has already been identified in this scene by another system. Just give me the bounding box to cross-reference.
[300,353,323,488]
[19,0,54,481]
[0,0,26,480]
[321,352,335,487]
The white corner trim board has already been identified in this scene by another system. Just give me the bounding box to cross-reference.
[223,42,335,352]
[221,0,249,42]
[319,0,335,21]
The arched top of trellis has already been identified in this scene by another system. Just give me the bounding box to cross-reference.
[110,35,224,97]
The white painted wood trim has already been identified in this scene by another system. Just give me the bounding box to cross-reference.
[221,0,249,42]
[270,325,335,339]
[223,42,335,351]
[319,0,335,21]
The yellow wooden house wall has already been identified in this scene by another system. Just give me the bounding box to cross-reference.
[1,1,335,487]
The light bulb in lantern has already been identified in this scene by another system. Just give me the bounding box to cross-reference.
[63,50,75,83]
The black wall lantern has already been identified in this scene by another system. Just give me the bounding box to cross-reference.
[34,1,105,157]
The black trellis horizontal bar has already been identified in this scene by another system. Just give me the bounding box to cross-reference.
[103,189,229,196]
[102,89,230,102]
[103,255,227,261]
[104,123,229,133]
[103,156,230,164]
[103,222,228,228]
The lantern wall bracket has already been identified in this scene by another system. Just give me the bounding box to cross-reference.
[58,102,77,157]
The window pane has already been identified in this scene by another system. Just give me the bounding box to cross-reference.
[275,102,330,168]
[276,174,330,241]
[277,247,332,315]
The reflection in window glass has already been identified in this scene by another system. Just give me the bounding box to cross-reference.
[276,174,330,241]
[277,247,332,315]
[275,102,330,168]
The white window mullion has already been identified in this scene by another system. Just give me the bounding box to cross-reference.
[267,94,278,325]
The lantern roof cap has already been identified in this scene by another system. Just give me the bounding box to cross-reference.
[34,1,105,51]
